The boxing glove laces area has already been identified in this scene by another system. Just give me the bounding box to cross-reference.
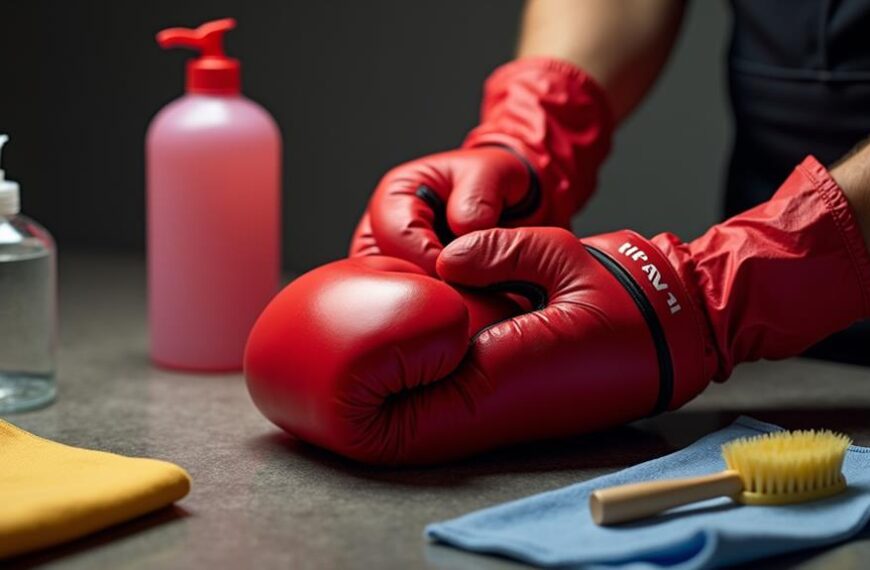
[585,245,674,415]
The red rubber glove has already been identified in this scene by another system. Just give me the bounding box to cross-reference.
[246,156,870,464]
[350,57,613,274]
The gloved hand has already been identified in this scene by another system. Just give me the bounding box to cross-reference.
[246,156,870,464]
[350,57,613,274]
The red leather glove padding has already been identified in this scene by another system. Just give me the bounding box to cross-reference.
[244,255,524,462]
[350,57,612,273]
[245,233,661,464]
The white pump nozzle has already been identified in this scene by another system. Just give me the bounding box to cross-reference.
[0,134,21,216]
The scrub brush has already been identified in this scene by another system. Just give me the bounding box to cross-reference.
[590,429,851,525]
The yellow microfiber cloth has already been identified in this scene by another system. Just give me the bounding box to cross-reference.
[0,419,191,559]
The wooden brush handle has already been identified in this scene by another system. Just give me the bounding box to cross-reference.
[589,470,743,525]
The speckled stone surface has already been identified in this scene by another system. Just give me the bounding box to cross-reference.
[4,253,870,569]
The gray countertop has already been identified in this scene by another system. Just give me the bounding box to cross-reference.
[5,253,870,569]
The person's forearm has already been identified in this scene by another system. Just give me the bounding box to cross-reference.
[831,141,870,249]
[517,0,685,122]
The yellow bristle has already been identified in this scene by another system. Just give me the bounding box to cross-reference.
[721,430,852,505]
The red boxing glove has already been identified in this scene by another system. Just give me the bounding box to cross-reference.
[247,156,870,464]
[350,57,613,274]
[244,255,522,462]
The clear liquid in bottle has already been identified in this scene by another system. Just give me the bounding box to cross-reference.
[0,214,57,413]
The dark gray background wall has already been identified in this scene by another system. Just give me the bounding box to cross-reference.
[0,1,728,273]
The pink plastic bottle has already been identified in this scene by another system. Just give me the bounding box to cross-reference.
[147,18,281,371]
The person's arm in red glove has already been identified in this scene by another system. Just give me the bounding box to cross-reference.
[587,155,870,387]
[351,0,686,273]
[247,154,870,464]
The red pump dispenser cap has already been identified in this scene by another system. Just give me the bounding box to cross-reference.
[157,18,240,94]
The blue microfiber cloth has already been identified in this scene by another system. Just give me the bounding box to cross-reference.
[426,416,870,569]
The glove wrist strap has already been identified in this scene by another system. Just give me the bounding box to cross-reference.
[583,230,710,410]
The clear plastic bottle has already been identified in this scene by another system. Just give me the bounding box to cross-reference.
[0,135,57,413]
